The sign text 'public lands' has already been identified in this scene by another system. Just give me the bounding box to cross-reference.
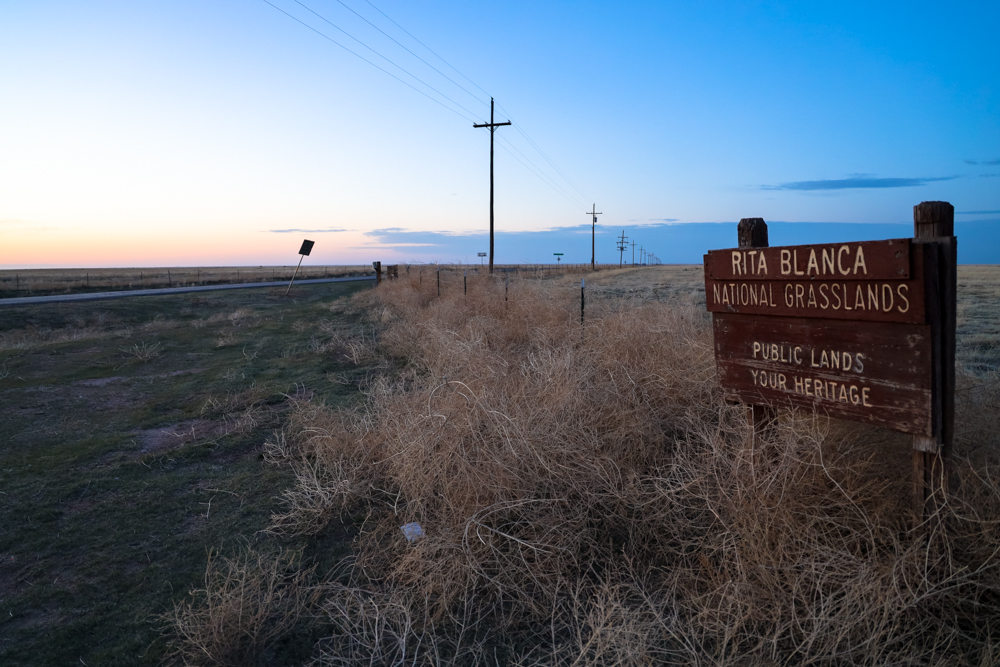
[705,238,934,435]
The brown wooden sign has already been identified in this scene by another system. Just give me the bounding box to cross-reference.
[706,235,942,438]
[705,239,925,323]
[713,313,933,435]
[709,207,957,527]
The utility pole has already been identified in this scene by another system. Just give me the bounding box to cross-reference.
[616,230,628,267]
[630,240,636,266]
[587,204,602,270]
[473,98,511,274]
[640,247,644,265]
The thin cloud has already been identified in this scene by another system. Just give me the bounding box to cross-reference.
[958,210,1000,215]
[0,218,51,227]
[267,227,350,233]
[762,175,957,191]
[366,227,479,238]
[966,159,1000,166]
[0,218,59,232]
[348,243,438,249]
[628,218,680,222]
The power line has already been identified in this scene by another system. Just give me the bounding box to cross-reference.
[288,0,482,119]
[502,112,591,203]
[494,133,588,208]
[492,137,588,210]
[493,98,590,201]
[356,0,592,208]
[323,0,489,110]
[263,0,594,215]
[261,0,478,123]
[362,0,493,100]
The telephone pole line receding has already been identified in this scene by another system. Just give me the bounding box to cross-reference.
[587,204,602,271]
[616,230,628,267]
[630,240,636,266]
[473,98,511,274]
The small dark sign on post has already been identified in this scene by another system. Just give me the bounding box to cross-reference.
[285,239,315,296]
[704,203,956,525]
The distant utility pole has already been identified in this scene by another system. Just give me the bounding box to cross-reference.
[630,240,636,266]
[587,204,602,270]
[640,246,644,265]
[473,98,511,274]
[616,230,628,267]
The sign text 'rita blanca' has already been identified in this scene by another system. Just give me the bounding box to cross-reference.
[729,244,875,278]
[704,239,923,323]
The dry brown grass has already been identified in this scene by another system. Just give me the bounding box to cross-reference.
[171,269,1000,665]
[164,546,325,667]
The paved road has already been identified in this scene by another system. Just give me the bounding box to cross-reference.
[0,276,375,306]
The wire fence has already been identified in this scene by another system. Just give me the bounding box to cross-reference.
[388,263,708,311]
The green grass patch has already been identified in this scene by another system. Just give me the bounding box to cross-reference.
[0,281,379,665]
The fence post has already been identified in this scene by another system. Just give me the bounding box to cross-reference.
[737,218,777,439]
[437,267,440,296]
[374,261,382,286]
[464,270,467,295]
[912,201,956,525]
[581,278,585,325]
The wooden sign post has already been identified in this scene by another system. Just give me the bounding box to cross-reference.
[704,203,956,523]
[911,201,956,520]
[736,218,776,437]
[285,239,315,295]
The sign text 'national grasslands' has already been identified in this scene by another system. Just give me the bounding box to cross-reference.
[704,239,925,323]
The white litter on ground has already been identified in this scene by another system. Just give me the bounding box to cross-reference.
[400,522,424,542]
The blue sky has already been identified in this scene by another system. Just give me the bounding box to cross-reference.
[1,0,997,267]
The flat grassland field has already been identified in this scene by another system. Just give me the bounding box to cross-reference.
[1,265,999,665]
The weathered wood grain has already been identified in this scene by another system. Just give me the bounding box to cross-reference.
[737,218,777,435]
[713,313,933,435]
[911,201,957,521]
